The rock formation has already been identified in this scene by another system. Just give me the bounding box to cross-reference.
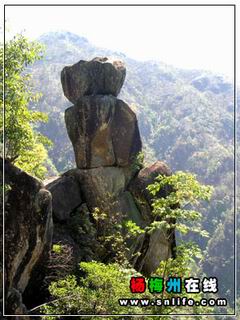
[2,158,53,317]
[3,57,176,316]
[50,57,175,276]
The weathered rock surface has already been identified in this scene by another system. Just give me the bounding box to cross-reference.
[128,161,176,276]
[5,288,29,319]
[61,57,126,103]
[71,167,126,210]
[46,174,82,222]
[65,95,142,168]
[130,228,172,277]
[112,99,142,167]
[119,191,145,227]
[129,161,172,205]
[2,158,53,315]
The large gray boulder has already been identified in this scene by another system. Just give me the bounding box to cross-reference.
[119,191,147,227]
[3,158,53,315]
[72,167,126,210]
[46,174,82,222]
[128,161,176,276]
[65,95,142,168]
[129,161,172,206]
[130,228,173,277]
[61,57,126,103]
[60,57,176,281]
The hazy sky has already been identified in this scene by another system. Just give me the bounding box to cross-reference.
[5,4,234,79]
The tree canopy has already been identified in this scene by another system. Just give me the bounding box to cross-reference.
[1,34,53,179]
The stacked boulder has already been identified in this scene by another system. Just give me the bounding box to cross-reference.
[62,57,142,217]
[47,57,175,276]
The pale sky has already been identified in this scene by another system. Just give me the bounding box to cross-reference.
[5,4,234,79]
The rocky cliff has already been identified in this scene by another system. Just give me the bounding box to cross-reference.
[1,158,53,317]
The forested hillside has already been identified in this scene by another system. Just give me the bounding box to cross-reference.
[28,31,237,308]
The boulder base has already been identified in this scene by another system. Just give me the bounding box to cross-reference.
[73,167,126,210]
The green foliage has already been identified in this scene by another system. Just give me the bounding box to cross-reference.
[91,204,130,265]
[124,220,145,238]
[146,171,213,238]
[52,244,62,254]
[148,171,212,245]
[145,172,214,315]
[42,260,212,318]
[41,257,214,318]
[1,34,54,179]
[131,151,145,172]
[144,172,213,311]
[154,244,214,316]
[41,262,145,317]
[92,207,107,222]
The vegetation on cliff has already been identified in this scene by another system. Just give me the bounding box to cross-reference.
[1,35,56,179]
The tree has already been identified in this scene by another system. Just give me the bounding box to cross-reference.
[41,261,147,318]
[0,34,53,179]
[146,171,215,315]
[146,171,213,239]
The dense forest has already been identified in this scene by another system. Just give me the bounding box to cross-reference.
[2,31,238,318]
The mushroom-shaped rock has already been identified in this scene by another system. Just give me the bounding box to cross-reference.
[61,57,126,103]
